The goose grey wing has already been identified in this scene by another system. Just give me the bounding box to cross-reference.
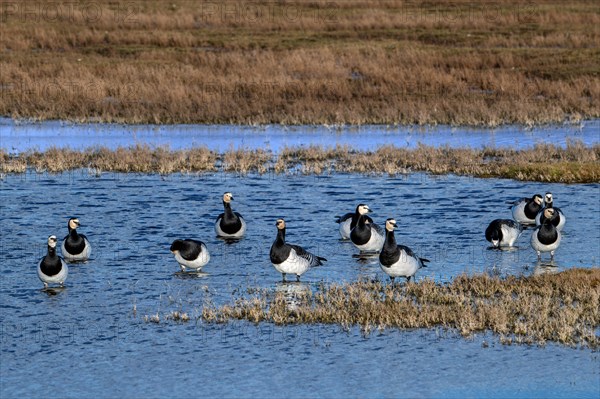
[215,212,225,223]
[371,222,385,235]
[335,213,354,224]
[505,219,523,232]
[289,244,324,267]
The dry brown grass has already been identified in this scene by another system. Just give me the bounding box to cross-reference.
[1,1,598,125]
[1,141,598,182]
[194,268,600,348]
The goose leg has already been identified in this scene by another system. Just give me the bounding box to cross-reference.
[536,251,541,261]
[43,282,48,289]
[282,273,286,283]
[296,274,300,282]
[550,251,555,261]
[180,264,186,272]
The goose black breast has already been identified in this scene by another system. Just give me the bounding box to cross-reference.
[537,225,558,245]
[380,246,400,267]
[350,224,371,245]
[64,233,86,254]
[524,201,541,219]
[270,242,291,264]
[40,254,63,276]
[218,213,242,234]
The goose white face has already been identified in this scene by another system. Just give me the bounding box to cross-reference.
[47,235,57,248]
[534,195,543,205]
[545,193,553,204]
[276,219,286,229]
[69,218,80,229]
[544,208,555,219]
[223,192,233,203]
[385,218,397,231]
[491,239,500,247]
[358,204,371,215]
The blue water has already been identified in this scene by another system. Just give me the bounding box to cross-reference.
[1,117,598,153]
[1,170,599,398]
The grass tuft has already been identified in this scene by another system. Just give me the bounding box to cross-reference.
[193,268,600,348]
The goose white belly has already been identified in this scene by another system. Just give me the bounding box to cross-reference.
[500,224,521,247]
[38,260,68,285]
[354,229,385,252]
[512,202,534,224]
[339,219,352,239]
[530,229,561,253]
[175,248,210,270]
[215,217,246,238]
[380,250,420,278]
[61,238,92,261]
[272,249,310,276]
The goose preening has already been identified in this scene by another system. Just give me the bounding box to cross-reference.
[335,203,374,240]
[530,208,561,261]
[350,204,385,253]
[215,192,246,238]
[535,192,566,231]
[38,235,68,288]
[170,239,210,272]
[61,217,91,262]
[485,219,523,248]
[508,194,543,225]
[379,218,429,284]
[270,219,326,282]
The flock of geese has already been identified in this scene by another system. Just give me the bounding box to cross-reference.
[37,191,566,289]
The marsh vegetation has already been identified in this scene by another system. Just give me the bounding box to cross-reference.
[1,1,598,125]
[2,141,598,182]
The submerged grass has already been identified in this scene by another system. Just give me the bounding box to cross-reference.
[1,0,599,125]
[194,268,600,348]
[1,141,599,182]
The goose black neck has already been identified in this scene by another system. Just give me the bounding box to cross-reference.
[47,246,57,257]
[69,228,79,238]
[384,229,397,249]
[223,201,235,218]
[357,214,368,227]
[276,228,286,245]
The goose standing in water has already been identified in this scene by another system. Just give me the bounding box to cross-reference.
[215,192,246,238]
[270,219,326,282]
[530,208,561,261]
[170,239,210,272]
[335,203,374,240]
[535,192,566,231]
[379,219,429,284]
[61,218,91,262]
[350,204,385,253]
[38,235,68,288]
[508,194,543,225]
[485,219,523,248]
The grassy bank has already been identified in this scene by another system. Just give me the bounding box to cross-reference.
[1,142,599,183]
[147,268,600,348]
[1,1,598,125]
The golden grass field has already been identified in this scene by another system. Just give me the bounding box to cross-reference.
[146,268,600,348]
[1,0,599,125]
[2,141,598,182]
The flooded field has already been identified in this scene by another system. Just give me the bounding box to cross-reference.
[1,117,598,153]
[1,169,598,398]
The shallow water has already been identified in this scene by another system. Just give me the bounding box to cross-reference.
[1,170,598,397]
[1,117,598,153]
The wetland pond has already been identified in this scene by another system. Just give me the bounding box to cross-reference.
[1,122,599,398]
